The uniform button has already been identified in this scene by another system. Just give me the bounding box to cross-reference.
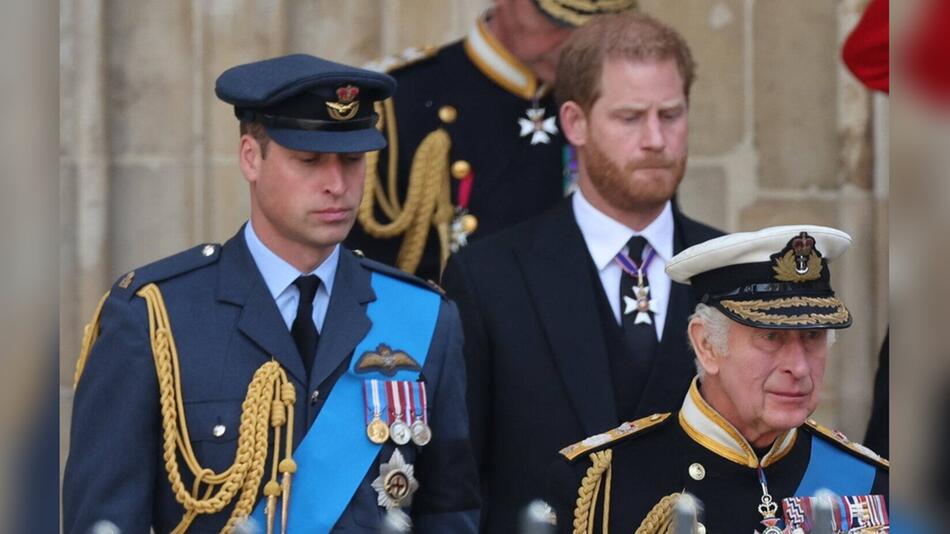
[202,244,216,257]
[438,105,457,124]
[451,160,471,179]
[212,424,226,437]
[688,462,706,480]
[697,522,706,534]
[310,390,320,404]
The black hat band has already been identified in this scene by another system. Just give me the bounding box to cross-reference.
[237,109,379,132]
[701,281,833,304]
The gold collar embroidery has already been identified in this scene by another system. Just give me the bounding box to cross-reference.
[678,378,797,468]
[463,11,540,100]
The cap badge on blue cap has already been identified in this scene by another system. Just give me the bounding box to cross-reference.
[326,85,360,121]
[771,231,823,282]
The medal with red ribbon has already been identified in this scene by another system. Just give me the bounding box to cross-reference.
[387,381,412,445]
[410,381,432,446]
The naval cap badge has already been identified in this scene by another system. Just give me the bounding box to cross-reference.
[771,231,823,282]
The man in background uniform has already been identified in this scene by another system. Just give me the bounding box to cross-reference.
[549,226,889,533]
[347,0,638,280]
[63,54,479,533]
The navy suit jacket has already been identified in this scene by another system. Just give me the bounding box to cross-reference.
[441,198,721,533]
[63,228,479,533]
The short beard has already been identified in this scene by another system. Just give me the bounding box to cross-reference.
[584,137,686,214]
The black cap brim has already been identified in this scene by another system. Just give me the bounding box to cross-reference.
[266,126,386,154]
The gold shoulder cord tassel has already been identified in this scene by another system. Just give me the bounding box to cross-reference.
[572,449,613,534]
[359,99,455,274]
[74,284,297,533]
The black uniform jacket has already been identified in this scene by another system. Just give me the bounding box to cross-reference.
[441,198,721,533]
[547,379,890,533]
[63,227,480,533]
[347,18,567,280]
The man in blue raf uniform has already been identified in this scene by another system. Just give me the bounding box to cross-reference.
[63,54,480,533]
[548,226,889,533]
[346,0,638,280]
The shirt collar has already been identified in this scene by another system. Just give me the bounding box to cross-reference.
[243,221,339,300]
[572,188,674,271]
[463,9,541,100]
[678,377,798,469]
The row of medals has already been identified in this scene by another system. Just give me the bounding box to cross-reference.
[366,380,431,447]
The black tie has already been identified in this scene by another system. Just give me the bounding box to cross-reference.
[291,275,321,379]
[620,236,658,363]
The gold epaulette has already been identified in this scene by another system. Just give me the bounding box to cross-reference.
[560,413,671,462]
[362,45,438,74]
[804,418,889,470]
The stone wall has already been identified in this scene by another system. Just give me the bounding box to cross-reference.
[61,0,887,471]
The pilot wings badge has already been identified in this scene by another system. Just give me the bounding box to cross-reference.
[355,343,422,376]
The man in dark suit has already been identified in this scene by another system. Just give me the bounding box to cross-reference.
[441,13,721,533]
[63,54,479,533]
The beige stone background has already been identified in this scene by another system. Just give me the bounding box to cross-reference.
[60,0,889,476]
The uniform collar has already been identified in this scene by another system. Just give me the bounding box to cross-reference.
[678,377,798,468]
[464,10,541,100]
[572,189,674,271]
[243,220,339,300]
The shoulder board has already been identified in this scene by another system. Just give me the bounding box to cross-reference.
[363,45,439,74]
[559,413,671,462]
[110,243,222,300]
[803,418,889,470]
[357,254,443,297]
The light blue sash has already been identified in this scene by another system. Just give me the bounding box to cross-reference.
[795,437,877,527]
[250,272,440,533]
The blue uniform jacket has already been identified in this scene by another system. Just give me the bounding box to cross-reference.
[63,227,480,533]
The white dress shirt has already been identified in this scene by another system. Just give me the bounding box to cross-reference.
[572,189,675,339]
[243,221,339,332]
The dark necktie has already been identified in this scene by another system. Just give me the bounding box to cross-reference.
[620,236,659,362]
[291,275,321,379]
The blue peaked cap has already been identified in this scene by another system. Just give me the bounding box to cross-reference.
[215,54,396,153]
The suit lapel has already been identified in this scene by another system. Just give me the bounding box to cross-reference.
[216,228,308,386]
[636,209,698,414]
[308,250,373,391]
[515,200,618,436]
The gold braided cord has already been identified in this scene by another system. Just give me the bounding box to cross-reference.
[364,100,401,220]
[73,291,111,388]
[392,129,451,273]
[383,98,402,214]
[719,296,851,326]
[359,97,453,274]
[572,449,612,534]
[360,128,449,239]
[634,493,682,534]
[137,283,295,533]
